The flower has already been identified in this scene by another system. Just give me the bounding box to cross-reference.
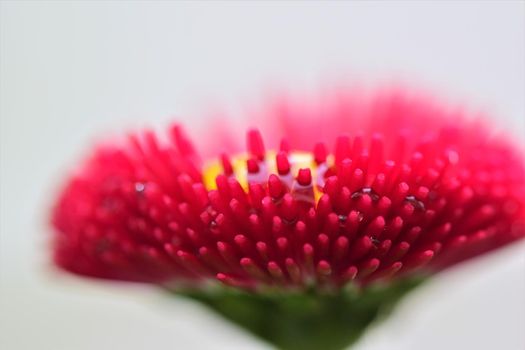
[50,89,525,349]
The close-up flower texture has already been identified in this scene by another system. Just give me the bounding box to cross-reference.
[51,90,525,350]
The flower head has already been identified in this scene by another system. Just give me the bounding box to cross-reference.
[51,90,525,292]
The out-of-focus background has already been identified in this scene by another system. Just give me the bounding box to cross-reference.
[1,1,524,349]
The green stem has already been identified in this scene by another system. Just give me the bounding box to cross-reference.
[171,278,423,350]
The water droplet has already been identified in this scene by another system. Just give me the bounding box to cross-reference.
[272,197,283,205]
[135,182,146,193]
[351,187,380,201]
[282,218,297,226]
[209,221,220,234]
[404,195,425,211]
[338,214,348,227]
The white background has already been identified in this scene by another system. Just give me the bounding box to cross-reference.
[1,1,524,349]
